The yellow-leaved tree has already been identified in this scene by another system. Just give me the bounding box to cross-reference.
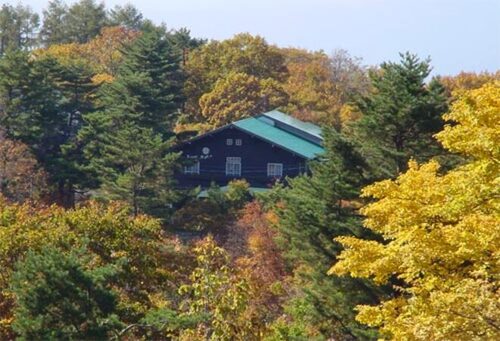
[0,200,188,339]
[330,81,500,340]
[199,71,288,127]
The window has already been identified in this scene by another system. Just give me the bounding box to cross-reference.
[267,163,283,177]
[183,157,200,174]
[235,138,242,146]
[226,138,233,146]
[226,157,241,176]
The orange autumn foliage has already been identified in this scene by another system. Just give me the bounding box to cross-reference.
[0,132,47,202]
[440,71,500,98]
[228,202,287,326]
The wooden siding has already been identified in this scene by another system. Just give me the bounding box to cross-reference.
[176,126,308,188]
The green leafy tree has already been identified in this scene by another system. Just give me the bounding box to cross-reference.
[351,52,448,177]
[11,247,120,340]
[80,29,185,217]
[39,0,69,46]
[272,129,383,340]
[179,236,252,340]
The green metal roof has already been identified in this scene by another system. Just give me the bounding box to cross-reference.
[233,117,325,159]
[260,110,323,140]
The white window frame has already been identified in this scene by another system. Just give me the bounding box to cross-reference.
[226,138,233,146]
[225,157,241,176]
[267,163,283,177]
[183,157,200,174]
[235,138,242,146]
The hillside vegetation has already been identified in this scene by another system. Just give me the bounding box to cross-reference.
[0,1,498,340]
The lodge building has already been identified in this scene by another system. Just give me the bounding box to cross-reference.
[175,110,325,189]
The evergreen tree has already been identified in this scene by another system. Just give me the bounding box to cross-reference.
[101,28,185,135]
[331,82,500,340]
[108,3,144,30]
[11,247,120,340]
[169,27,206,67]
[352,52,448,178]
[80,29,185,217]
[93,124,180,217]
[0,52,97,206]
[66,0,107,43]
[272,129,383,340]
[39,0,69,46]
[0,4,39,54]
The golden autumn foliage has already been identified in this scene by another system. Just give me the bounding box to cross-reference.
[440,71,500,98]
[234,202,286,312]
[282,48,369,127]
[35,42,84,66]
[281,49,339,124]
[35,26,140,83]
[199,71,288,127]
[330,82,500,340]
[182,34,369,130]
[0,200,187,338]
[179,236,253,340]
[84,26,141,75]
[184,33,287,123]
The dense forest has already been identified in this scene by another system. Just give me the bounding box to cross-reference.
[0,1,498,340]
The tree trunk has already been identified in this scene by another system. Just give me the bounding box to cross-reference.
[56,181,75,208]
[393,133,406,174]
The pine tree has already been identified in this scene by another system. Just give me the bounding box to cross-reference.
[39,0,69,46]
[272,129,383,339]
[79,29,185,217]
[0,51,97,206]
[331,81,500,340]
[108,3,144,30]
[11,247,120,339]
[351,52,448,178]
[0,4,39,54]
[101,27,184,135]
[93,124,180,217]
[65,0,107,43]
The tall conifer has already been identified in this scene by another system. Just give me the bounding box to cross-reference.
[0,52,97,206]
[80,28,185,217]
[352,52,448,177]
[272,129,383,339]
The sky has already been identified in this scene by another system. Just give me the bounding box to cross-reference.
[21,0,500,75]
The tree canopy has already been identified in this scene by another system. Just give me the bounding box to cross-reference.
[351,52,448,177]
[0,2,498,339]
[330,81,500,340]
